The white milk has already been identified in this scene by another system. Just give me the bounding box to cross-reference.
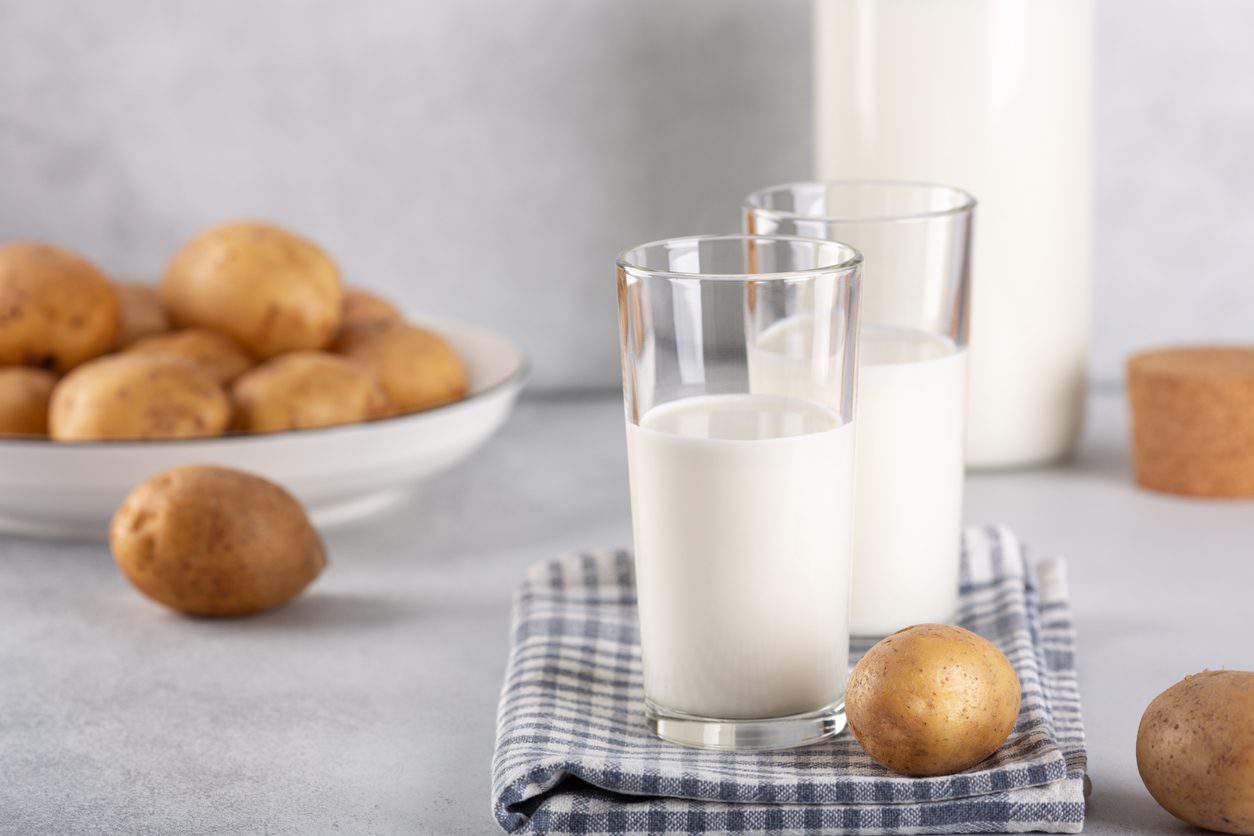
[749,320,966,636]
[815,0,1092,467]
[626,394,854,720]
[853,328,966,635]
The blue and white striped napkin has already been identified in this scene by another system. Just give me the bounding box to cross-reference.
[491,525,1087,834]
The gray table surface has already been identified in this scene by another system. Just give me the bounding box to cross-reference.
[1,389,1250,835]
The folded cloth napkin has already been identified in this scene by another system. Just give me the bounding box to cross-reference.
[491,525,1087,835]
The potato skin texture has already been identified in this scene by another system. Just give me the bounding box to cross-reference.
[113,282,170,348]
[332,321,468,413]
[0,242,119,372]
[161,222,342,358]
[341,286,402,328]
[231,350,392,433]
[845,624,1022,777]
[127,328,254,385]
[1137,670,1254,835]
[0,367,57,436]
[49,354,230,441]
[110,466,327,617]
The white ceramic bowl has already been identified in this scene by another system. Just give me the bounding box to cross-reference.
[0,318,527,540]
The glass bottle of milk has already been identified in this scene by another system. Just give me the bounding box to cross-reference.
[745,182,974,637]
[814,0,1093,468]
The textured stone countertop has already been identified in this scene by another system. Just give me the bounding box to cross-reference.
[1,389,1249,835]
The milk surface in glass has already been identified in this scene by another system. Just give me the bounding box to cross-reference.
[626,393,854,720]
[750,319,966,636]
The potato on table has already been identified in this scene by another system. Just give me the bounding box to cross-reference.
[333,320,468,413]
[1137,670,1254,835]
[127,328,254,385]
[113,282,170,348]
[342,286,402,328]
[49,353,230,441]
[161,221,342,358]
[0,242,119,372]
[111,466,327,617]
[232,350,392,433]
[845,623,1021,777]
[0,367,57,437]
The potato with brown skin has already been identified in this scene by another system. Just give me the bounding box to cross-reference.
[127,328,254,385]
[49,354,230,441]
[161,222,342,358]
[111,466,327,616]
[0,367,57,436]
[0,242,119,372]
[232,350,392,433]
[342,286,402,328]
[845,624,1021,777]
[333,321,468,413]
[113,282,170,348]
[1137,670,1254,835]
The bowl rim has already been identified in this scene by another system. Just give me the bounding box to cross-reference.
[0,317,529,450]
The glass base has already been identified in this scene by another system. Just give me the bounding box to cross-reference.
[646,699,845,751]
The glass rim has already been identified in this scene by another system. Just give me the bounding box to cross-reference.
[743,180,977,224]
[616,233,862,282]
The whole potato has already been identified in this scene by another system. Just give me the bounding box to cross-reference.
[0,367,57,436]
[111,466,327,616]
[161,222,342,358]
[113,282,170,348]
[127,328,254,385]
[342,286,402,328]
[0,242,119,372]
[49,354,230,441]
[845,624,1021,776]
[232,350,392,433]
[1137,670,1254,835]
[332,321,468,413]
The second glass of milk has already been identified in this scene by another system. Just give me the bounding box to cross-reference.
[616,234,862,750]
[745,182,975,638]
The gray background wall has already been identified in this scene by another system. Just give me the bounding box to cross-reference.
[1,0,1250,390]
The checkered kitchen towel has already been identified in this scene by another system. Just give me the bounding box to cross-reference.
[492,525,1087,834]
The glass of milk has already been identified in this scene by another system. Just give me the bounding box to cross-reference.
[616,234,862,750]
[745,182,974,638]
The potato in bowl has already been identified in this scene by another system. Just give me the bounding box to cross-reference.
[232,350,393,434]
[113,281,171,348]
[127,328,254,385]
[49,353,231,442]
[162,222,343,358]
[333,320,469,414]
[0,221,524,536]
[0,243,119,372]
[342,286,402,328]
[0,368,57,437]
[0,317,525,538]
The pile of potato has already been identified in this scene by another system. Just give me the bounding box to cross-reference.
[0,222,469,441]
